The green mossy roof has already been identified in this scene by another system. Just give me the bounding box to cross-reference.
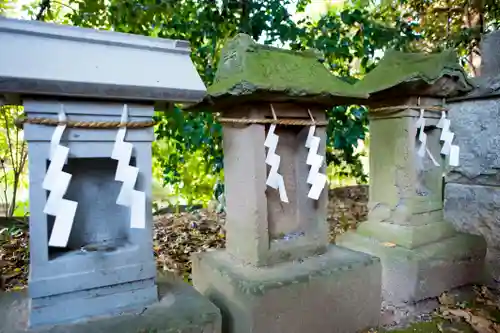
[197,34,367,108]
[354,49,474,96]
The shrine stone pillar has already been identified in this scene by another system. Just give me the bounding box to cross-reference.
[337,49,487,305]
[0,17,221,333]
[191,34,382,333]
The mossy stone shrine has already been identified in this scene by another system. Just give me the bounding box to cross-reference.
[337,49,487,304]
[0,17,221,333]
[190,34,382,333]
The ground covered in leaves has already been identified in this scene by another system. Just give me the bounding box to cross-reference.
[0,185,368,290]
[378,287,500,333]
[152,184,368,281]
[0,219,28,291]
[1,184,499,332]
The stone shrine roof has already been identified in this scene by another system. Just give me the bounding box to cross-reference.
[448,30,500,101]
[449,74,500,100]
[0,17,206,105]
[191,34,368,111]
[355,49,475,100]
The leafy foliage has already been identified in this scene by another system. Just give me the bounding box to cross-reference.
[7,0,500,206]
[0,106,28,218]
[326,105,369,182]
[371,0,500,75]
[54,0,416,200]
[0,0,13,15]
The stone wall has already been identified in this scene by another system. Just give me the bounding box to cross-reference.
[445,97,500,285]
[444,30,500,285]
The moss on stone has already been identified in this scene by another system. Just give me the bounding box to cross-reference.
[354,49,474,96]
[196,34,368,109]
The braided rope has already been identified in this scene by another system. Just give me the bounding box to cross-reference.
[17,105,446,128]
[217,117,328,126]
[16,117,156,129]
[370,105,447,113]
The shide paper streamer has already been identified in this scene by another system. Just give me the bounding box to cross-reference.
[415,109,440,167]
[43,106,78,248]
[305,124,327,200]
[264,123,289,203]
[436,111,460,167]
[111,105,146,229]
[264,105,288,203]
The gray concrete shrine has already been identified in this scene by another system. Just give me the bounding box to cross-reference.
[24,100,159,327]
[0,17,220,333]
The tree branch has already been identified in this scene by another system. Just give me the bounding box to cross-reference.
[36,0,51,21]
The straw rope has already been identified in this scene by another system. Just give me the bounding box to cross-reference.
[217,117,328,126]
[16,104,446,128]
[16,117,156,129]
[17,116,327,128]
[370,105,447,113]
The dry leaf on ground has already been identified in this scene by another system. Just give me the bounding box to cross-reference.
[441,308,499,333]
[438,287,500,333]
[0,225,29,291]
[1,185,370,290]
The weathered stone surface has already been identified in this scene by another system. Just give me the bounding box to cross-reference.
[444,183,500,283]
[447,99,500,185]
[337,231,486,304]
[367,108,445,227]
[480,30,500,77]
[355,49,474,99]
[222,103,329,267]
[356,220,457,249]
[0,275,221,333]
[190,33,367,111]
[340,102,488,304]
[460,73,500,99]
[192,245,381,333]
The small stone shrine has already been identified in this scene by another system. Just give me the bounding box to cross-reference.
[190,34,382,333]
[337,49,487,304]
[0,17,221,333]
[444,30,500,287]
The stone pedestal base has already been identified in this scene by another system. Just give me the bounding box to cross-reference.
[0,275,221,333]
[192,245,382,333]
[337,231,487,304]
[30,278,159,328]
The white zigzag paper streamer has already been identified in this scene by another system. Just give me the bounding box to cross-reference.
[305,126,327,200]
[43,106,78,248]
[436,111,460,167]
[415,109,440,167]
[264,124,288,203]
[111,105,146,229]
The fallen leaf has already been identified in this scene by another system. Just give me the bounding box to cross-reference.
[443,308,497,333]
[439,292,456,306]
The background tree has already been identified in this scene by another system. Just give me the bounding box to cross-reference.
[60,0,414,194]
[0,106,28,218]
[4,0,500,208]
[375,0,500,75]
